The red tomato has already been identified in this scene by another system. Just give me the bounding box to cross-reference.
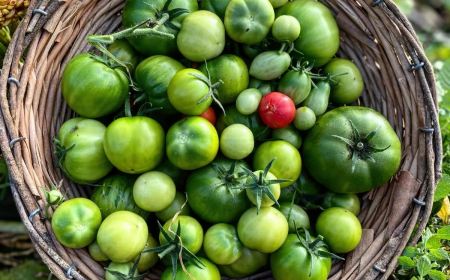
[182,106,217,125]
[259,92,296,129]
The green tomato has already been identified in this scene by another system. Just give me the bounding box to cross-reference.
[200,0,233,20]
[243,44,263,59]
[272,15,300,42]
[97,211,148,263]
[160,257,221,280]
[107,39,140,75]
[57,118,113,184]
[61,53,129,118]
[104,116,165,174]
[186,157,252,223]
[135,55,185,115]
[323,58,364,104]
[246,171,280,207]
[91,173,149,220]
[269,0,288,8]
[154,157,189,191]
[302,80,330,117]
[322,192,360,216]
[276,202,310,233]
[225,0,274,44]
[236,88,262,115]
[204,223,243,265]
[168,68,212,115]
[220,124,254,160]
[271,234,331,280]
[295,166,325,195]
[133,235,159,272]
[166,117,219,170]
[198,54,249,105]
[249,51,291,81]
[52,198,102,248]
[218,247,268,278]
[133,171,176,212]
[159,216,204,254]
[105,262,138,280]
[302,106,401,193]
[88,239,109,261]
[156,192,191,222]
[237,206,288,253]
[253,140,301,188]
[278,70,312,105]
[122,0,198,56]
[271,125,302,149]
[278,185,298,203]
[276,1,339,67]
[248,77,273,95]
[177,10,225,62]
[293,106,316,131]
[316,207,362,253]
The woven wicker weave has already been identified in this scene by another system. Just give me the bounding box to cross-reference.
[0,0,442,279]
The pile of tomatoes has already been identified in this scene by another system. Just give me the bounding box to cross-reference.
[49,0,403,279]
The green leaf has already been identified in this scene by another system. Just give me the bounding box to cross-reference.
[402,246,420,258]
[436,226,450,240]
[411,277,418,280]
[417,255,432,277]
[397,256,417,269]
[428,270,447,280]
[434,174,450,202]
[426,236,443,249]
[439,59,450,93]
[428,248,449,261]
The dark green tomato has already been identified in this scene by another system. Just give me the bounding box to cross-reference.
[278,70,312,105]
[122,0,198,56]
[177,10,225,62]
[198,54,249,105]
[160,257,221,280]
[303,106,401,193]
[271,125,302,149]
[166,117,219,170]
[323,58,364,104]
[58,118,113,184]
[153,157,189,191]
[253,140,301,188]
[204,223,243,265]
[135,55,185,115]
[295,166,325,195]
[104,116,165,174]
[91,173,149,220]
[302,80,330,117]
[278,185,298,203]
[107,39,139,75]
[133,235,159,272]
[276,1,339,67]
[159,215,204,254]
[270,234,331,280]
[200,0,233,20]
[225,0,275,44]
[216,105,271,141]
[276,202,310,233]
[243,44,262,59]
[248,77,273,95]
[52,198,102,248]
[218,247,268,278]
[322,192,360,216]
[432,198,445,216]
[155,192,191,222]
[249,51,291,81]
[61,53,129,118]
[105,262,138,280]
[186,157,252,223]
[88,239,109,261]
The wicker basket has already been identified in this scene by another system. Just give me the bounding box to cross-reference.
[0,0,442,279]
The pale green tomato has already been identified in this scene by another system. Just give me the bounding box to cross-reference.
[204,223,243,265]
[220,124,254,160]
[133,235,159,272]
[133,171,176,212]
[293,106,316,131]
[277,202,310,233]
[272,15,300,42]
[88,239,109,261]
[269,0,288,8]
[236,88,262,115]
[155,192,191,223]
[105,262,137,280]
[271,125,302,149]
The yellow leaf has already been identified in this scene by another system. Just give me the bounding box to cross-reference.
[437,196,450,225]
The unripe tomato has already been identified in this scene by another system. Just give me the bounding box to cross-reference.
[272,15,301,42]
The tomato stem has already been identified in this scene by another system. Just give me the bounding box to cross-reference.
[158,244,176,259]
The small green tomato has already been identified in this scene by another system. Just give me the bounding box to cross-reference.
[236,88,263,115]
[293,107,316,131]
[220,124,254,160]
[272,15,301,42]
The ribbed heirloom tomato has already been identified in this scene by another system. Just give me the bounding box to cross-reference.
[259,92,296,129]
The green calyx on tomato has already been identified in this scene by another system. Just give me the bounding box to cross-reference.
[40,184,64,219]
[105,261,142,280]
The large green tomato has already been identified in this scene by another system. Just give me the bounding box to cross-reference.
[159,216,203,254]
[276,202,310,233]
[105,262,138,280]
[200,0,232,20]
[91,173,149,220]
[322,192,361,216]
[61,53,129,118]
[177,10,225,62]
[237,207,288,253]
[316,207,362,253]
[302,106,401,193]
[270,234,331,280]
[57,118,113,184]
[276,1,339,67]
[133,171,176,212]
[198,54,249,105]
[186,157,252,223]
[133,235,159,272]
[155,192,191,222]
[97,211,148,263]
[218,247,268,278]
[166,117,219,170]
[204,223,243,265]
[104,116,165,174]
[225,0,275,44]
[160,257,221,280]
[52,198,102,248]
[122,0,198,56]
[135,55,185,115]
[253,140,301,188]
